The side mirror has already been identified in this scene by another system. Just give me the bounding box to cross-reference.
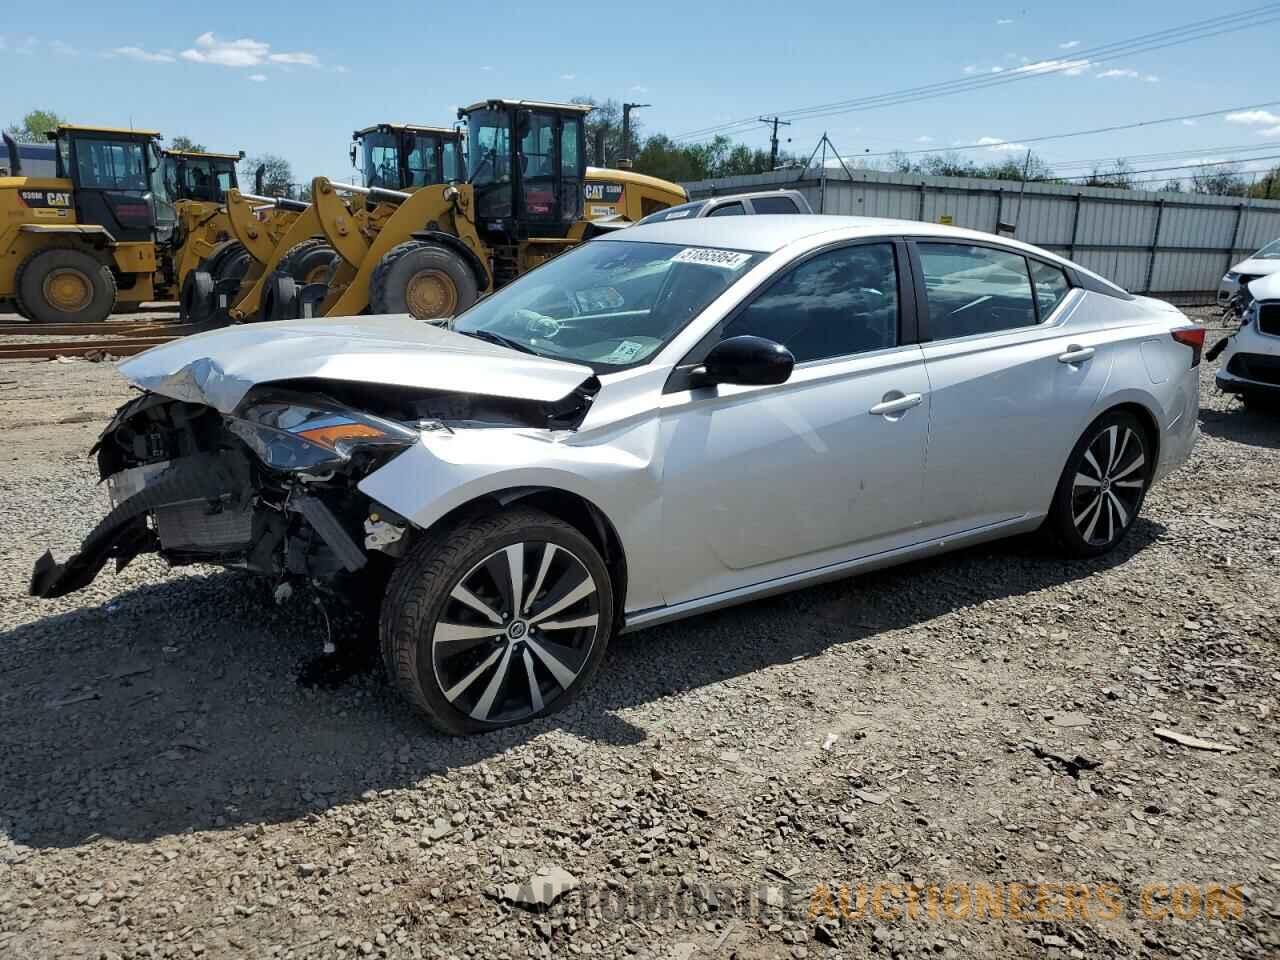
[699,335,794,387]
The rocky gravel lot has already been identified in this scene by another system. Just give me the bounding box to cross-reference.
[0,308,1277,960]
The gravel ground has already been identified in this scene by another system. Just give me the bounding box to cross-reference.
[1,307,1277,960]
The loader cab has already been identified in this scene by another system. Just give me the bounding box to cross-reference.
[352,123,464,191]
[163,149,242,204]
[459,99,589,238]
[50,124,161,244]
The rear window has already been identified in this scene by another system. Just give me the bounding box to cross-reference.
[639,201,707,224]
[707,201,746,217]
[750,195,800,214]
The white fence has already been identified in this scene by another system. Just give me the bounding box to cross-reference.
[681,167,1280,303]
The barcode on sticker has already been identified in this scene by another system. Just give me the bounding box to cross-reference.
[672,247,752,270]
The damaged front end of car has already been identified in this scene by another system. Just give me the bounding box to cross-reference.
[29,388,423,600]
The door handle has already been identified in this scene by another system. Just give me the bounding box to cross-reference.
[869,393,924,416]
[1058,345,1095,364]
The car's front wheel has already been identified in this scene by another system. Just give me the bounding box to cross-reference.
[381,507,613,734]
[1047,410,1151,558]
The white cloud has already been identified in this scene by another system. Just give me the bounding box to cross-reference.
[996,18,1014,24]
[1058,40,1080,49]
[1015,57,1091,76]
[1097,68,1139,79]
[268,51,318,66]
[1143,74,1159,83]
[248,73,266,82]
[112,45,176,63]
[1261,126,1280,138]
[1182,119,1197,127]
[962,64,978,74]
[480,64,494,71]
[916,135,935,143]
[333,64,350,74]
[1225,109,1280,128]
[179,31,316,69]
[50,40,77,56]
[181,32,268,66]
[630,84,649,93]
[976,136,1028,153]
[560,73,576,80]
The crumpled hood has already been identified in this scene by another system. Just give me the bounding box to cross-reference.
[1231,257,1280,278]
[120,314,596,414]
[1248,271,1280,301]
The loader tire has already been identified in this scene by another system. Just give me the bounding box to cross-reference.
[370,241,477,320]
[212,244,253,286]
[17,249,116,324]
[179,270,216,322]
[278,239,339,286]
[261,272,300,324]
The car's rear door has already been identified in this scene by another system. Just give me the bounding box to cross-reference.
[658,239,932,606]
[910,240,1113,533]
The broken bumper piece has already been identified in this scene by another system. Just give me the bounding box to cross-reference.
[30,452,252,599]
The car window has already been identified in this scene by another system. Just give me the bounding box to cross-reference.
[638,200,706,224]
[1030,260,1071,317]
[719,244,899,363]
[750,195,800,214]
[707,201,746,217]
[917,243,1037,339]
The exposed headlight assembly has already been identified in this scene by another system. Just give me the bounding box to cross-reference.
[1224,272,1238,283]
[227,391,420,473]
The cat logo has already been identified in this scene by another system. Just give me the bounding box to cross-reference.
[18,190,71,208]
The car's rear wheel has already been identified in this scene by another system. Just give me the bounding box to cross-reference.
[381,507,613,735]
[1047,410,1151,558]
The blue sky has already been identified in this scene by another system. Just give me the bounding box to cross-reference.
[3,0,1278,186]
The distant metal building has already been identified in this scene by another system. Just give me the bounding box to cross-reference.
[1,142,57,178]
[682,167,1280,303]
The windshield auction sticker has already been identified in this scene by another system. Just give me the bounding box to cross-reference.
[672,247,753,270]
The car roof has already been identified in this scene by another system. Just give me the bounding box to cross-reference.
[607,214,1010,252]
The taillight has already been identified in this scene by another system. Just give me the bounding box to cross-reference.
[1171,326,1206,367]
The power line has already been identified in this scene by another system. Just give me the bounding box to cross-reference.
[1032,153,1280,183]
[828,98,1280,163]
[672,3,1280,141]
[1047,143,1280,171]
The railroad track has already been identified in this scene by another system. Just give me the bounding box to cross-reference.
[0,336,182,360]
[0,321,198,337]
[0,319,207,361]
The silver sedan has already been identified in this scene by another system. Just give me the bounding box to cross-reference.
[33,217,1203,733]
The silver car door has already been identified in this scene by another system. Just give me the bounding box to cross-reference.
[657,240,932,607]
[911,241,1114,533]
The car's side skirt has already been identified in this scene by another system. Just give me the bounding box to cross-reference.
[619,513,1045,634]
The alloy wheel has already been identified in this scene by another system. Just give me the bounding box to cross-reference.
[1070,425,1146,547]
[431,541,601,725]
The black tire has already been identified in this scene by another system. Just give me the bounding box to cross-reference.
[261,272,299,323]
[1241,391,1280,414]
[370,241,478,320]
[380,507,614,735]
[212,244,252,286]
[179,270,216,321]
[1046,410,1151,558]
[16,248,116,324]
[9,297,33,320]
[278,239,338,286]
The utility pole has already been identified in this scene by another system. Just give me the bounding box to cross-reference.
[621,102,650,168]
[759,116,792,169]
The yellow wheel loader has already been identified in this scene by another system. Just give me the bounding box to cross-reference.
[1,125,169,323]
[160,147,246,306]
[183,123,467,324]
[248,99,688,324]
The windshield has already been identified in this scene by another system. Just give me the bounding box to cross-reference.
[1254,238,1280,260]
[406,133,442,187]
[73,137,149,191]
[638,200,708,224]
[466,109,513,218]
[452,239,763,370]
[361,131,400,189]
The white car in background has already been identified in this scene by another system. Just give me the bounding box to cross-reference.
[1215,272,1280,409]
[1218,238,1280,311]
